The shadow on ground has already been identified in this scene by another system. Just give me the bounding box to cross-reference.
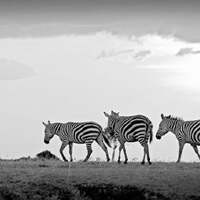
[1,183,200,200]
[0,183,171,200]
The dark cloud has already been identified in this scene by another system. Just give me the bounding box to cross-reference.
[0,0,200,42]
[0,58,36,80]
[176,48,200,56]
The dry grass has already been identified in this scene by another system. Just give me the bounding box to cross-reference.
[0,159,199,199]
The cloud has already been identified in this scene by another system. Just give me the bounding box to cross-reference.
[176,47,200,56]
[0,0,200,43]
[92,32,200,93]
[96,49,134,59]
[96,49,151,62]
[133,50,151,61]
[0,58,36,80]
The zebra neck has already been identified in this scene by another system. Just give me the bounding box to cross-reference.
[111,118,119,130]
[168,119,182,134]
[51,123,62,136]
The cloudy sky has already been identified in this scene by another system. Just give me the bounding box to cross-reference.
[1,0,200,162]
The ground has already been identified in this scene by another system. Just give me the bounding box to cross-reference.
[0,160,199,200]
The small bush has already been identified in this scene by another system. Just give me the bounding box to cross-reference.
[36,150,59,160]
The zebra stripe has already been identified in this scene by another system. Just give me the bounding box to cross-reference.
[42,120,111,162]
[156,113,200,162]
[104,111,153,165]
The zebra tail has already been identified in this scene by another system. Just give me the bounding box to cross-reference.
[149,123,153,143]
[102,131,112,148]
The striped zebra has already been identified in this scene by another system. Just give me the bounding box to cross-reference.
[42,120,111,162]
[156,114,200,162]
[104,111,153,164]
[105,126,118,162]
[105,111,119,162]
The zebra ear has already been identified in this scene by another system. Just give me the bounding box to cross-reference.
[111,110,119,114]
[111,110,119,115]
[111,110,120,117]
[104,112,110,118]
[161,113,164,119]
[42,121,47,126]
[48,120,51,124]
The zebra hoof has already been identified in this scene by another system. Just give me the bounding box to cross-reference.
[148,162,152,165]
[118,160,121,164]
[124,161,128,164]
[141,162,145,165]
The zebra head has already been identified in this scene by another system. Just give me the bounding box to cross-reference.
[104,126,115,138]
[104,111,119,133]
[104,126,117,149]
[156,114,171,139]
[42,120,55,144]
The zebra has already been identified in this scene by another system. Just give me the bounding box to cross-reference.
[42,120,111,162]
[104,111,153,164]
[156,113,200,162]
[104,126,118,162]
[105,111,119,162]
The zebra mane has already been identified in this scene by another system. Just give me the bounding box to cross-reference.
[166,115,184,122]
[50,122,62,134]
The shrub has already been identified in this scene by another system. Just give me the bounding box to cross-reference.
[36,150,59,160]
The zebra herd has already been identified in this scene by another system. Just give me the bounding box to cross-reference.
[42,111,200,164]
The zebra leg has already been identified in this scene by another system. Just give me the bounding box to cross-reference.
[69,142,73,162]
[118,142,125,164]
[112,148,115,162]
[143,143,151,165]
[112,141,117,162]
[60,142,68,162]
[140,140,148,165]
[96,135,110,162]
[191,144,200,160]
[141,146,146,165]
[83,142,93,162]
[122,146,128,164]
[177,142,185,163]
[112,138,117,162]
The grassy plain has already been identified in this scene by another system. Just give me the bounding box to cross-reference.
[0,160,199,200]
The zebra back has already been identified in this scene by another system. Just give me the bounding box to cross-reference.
[62,121,102,142]
[109,114,153,143]
[56,121,111,147]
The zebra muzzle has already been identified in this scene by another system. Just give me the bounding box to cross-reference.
[44,140,49,144]
[156,135,161,140]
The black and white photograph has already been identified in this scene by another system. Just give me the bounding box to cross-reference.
[0,0,200,199]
